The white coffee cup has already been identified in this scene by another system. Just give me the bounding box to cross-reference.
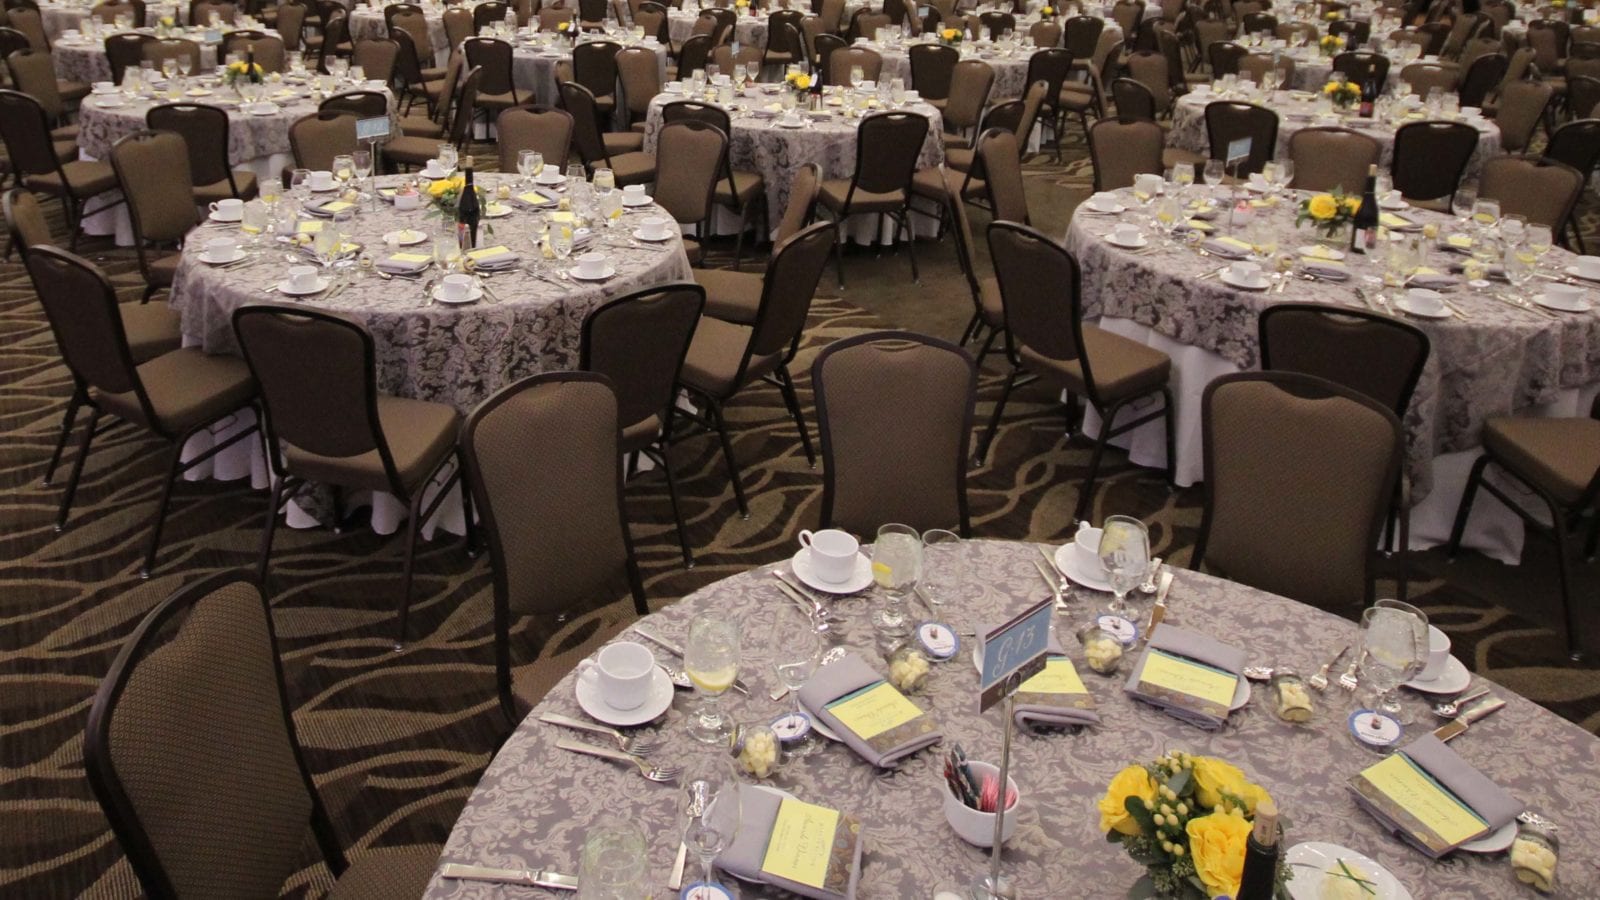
[394,191,421,210]
[1089,191,1119,210]
[439,273,474,301]
[288,265,319,290]
[1575,255,1600,279]
[638,215,669,240]
[92,80,114,93]
[1230,260,1263,284]
[204,236,239,258]
[577,640,656,710]
[575,251,609,278]
[622,183,647,200]
[664,80,683,92]
[1134,172,1163,196]
[308,170,334,191]
[1073,524,1109,580]
[1112,223,1143,245]
[1543,283,1585,309]
[1405,287,1444,314]
[797,527,859,584]
[209,197,245,220]
[1414,624,1452,682]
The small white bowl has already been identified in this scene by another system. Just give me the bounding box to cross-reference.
[942,761,1020,848]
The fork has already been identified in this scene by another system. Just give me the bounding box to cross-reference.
[556,738,680,782]
[1307,645,1349,692]
[1337,654,1362,692]
[540,713,661,756]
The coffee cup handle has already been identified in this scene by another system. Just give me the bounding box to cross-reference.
[797,529,815,549]
[208,202,220,213]
[576,659,597,682]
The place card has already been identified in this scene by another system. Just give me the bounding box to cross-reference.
[387,252,430,263]
[760,798,842,890]
[296,220,323,233]
[318,200,355,213]
[517,190,554,206]
[1350,752,1489,854]
[1379,212,1417,230]
[1013,656,1093,709]
[1135,649,1238,718]
[1212,236,1252,253]
[466,245,515,262]
[825,680,922,741]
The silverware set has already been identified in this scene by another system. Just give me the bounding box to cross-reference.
[556,737,681,783]
[1036,545,1072,610]
[540,713,661,756]
[1306,645,1348,692]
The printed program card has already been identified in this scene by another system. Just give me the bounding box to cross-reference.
[1351,753,1489,854]
[760,798,840,890]
[388,252,430,263]
[825,681,922,741]
[467,246,513,261]
[1136,649,1237,716]
[1019,656,1087,695]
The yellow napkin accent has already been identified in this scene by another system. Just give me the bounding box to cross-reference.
[549,211,575,223]
[296,221,323,233]
[1215,236,1253,251]
[485,202,510,215]
[1446,234,1473,248]
[1359,753,1488,847]
[1139,650,1237,709]
[518,191,552,205]
[1380,213,1415,229]
[1299,256,1347,267]
[1019,657,1087,695]
[1185,218,1216,232]
[1414,266,1442,276]
[467,245,513,260]
[389,252,431,263]
[759,798,840,890]
[1301,245,1341,260]
[825,681,922,741]
[319,200,354,212]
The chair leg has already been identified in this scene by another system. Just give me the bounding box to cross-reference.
[899,209,919,282]
[975,328,1000,368]
[708,400,749,518]
[140,442,189,579]
[1075,398,1129,524]
[1394,501,1411,604]
[830,211,846,289]
[459,450,479,559]
[656,432,694,568]
[1160,387,1176,488]
[1446,455,1491,559]
[625,555,649,616]
[394,490,426,650]
[56,406,99,531]
[257,476,289,585]
[43,386,85,486]
[1586,510,1599,561]
[732,201,753,271]
[776,367,815,467]
[959,311,981,346]
[1545,497,1583,661]
[67,196,81,251]
[975,365,1020,465]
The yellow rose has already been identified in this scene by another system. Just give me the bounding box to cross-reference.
[1191,757,1271,813]
[1342,197,1361,214]
[1306,193,1339,220]
[1186,812,1252,899]
[427,175,464,198]
[1098,765,1158,836]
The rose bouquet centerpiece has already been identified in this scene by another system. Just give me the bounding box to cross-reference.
[1039,4,1057,18]
[424,173,495,236]
[222,59,264,88]
[1322,77,1359,108]
[1295,187,1360,241]
[785,70,813,97]
[939,26,963,47]
[1318,33,1346,57]
[1099,750,1291,899]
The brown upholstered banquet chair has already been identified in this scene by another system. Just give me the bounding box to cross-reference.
[813,331,976,536]
[190,0,236,24]
[105,32,156,84]
[1495,78,1554,153]
[224,31,285,72]
[288,110,359,173]
[90,0,145,26]
[388,5,439,73]
[1240,10,1275,35]
[1112,0,1144,35]
[943,59,995,146]
[581,285,706,567]
[1399,60,1459,96]
[1123,50,1172,116]
[393,50,461,138]
[474,0,510,31]
[441,4,473,49]
[1287,126,1380,194]
[310,10,351,73]
[1088,115,1163,191]
[570,38,622,115]
[109,130,196,301]
[6,6,48,49]
[661,100,767,268]
[1063,13,1104,61]
[497,106,574,172]
[710,42,764,76]
[829,45,883,86]
[464,37,522,119]
[1331,49,1389,88]
[977,222,1174,522]
[1056,61,1110,147]
[976,126,1027,223]
[352,37,398,84]
[1544,119,1600,250]
[909,41,958,107]
[616,45,660,131]
[320,89,387,119]
[634,1,670,44]
[84,571,441,900]
[1028,45,1079,154]
[817,111,928,287]
[1238,52,1294,85]
[939,165,1003,365]
[7,48,89,121]
[1193,371,1402,614]
[971,78,1046,172]
[463,373,649,721]
[1448,396,1600,660]
[232,304,475,648]
[29,246,258,575]
[1478,154,1584,238]
[674,32,714,80]
[694,162,818,324]
[276,0,307,52]
[560,81,656,184]
[392,31,444,117]
[1204,100,1277,177]
[538,5,575,31]
[1208,40,1247,77]
[143,38,203,74]
[653,119,725,263]
[1457,51,1507,110]
[1030,19,1062,48]
[147,104,259,205]
[675,221,835,517]
[1110,76,1158,120]
[385,66,480,168]
[1390,119,1477,209]
[1526,18,1568,76]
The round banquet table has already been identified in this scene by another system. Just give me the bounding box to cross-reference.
[52,28,220,84]
[640,89,945,242]
[1062,185,1600,563]
[873,39,1034,102]
[510,36,669,108]
[1168,88,1502,182]
[40,1,94,40]
[349,1,461,66]
[422,539,1600,898]
[667,7,767,50]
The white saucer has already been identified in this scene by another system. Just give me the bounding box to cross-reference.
[247,103,279,116]
[1458,819,1518,854]
[632,228,672,242]
[536,172,566,186]
[276,277,330,295]
[483,203,514,219]
[1106,234,1148,249]
[1284,842,1411,900]
[776,118,807,128]
[570,264,618,281]
[421,167,455,180]
[1082,203,1126,215]
[621,194,654,207]
[790,547,873,594]
[1393,297,1452,319]
[1379,196,1409,211]
[199,248,246,264]
[432,283,484,304]
[208,210,243,223]
[1536,292,1592,313]
[574,664,674,727]
[1403,654,1470,693]
[94,96,126,108]
[382,229,426,246]
[1221,269,1271,290]
[185,88,213,97]
[1562,265,1600,283]
[1053,544,1112,593]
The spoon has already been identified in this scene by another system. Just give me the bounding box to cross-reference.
[1433,686,1491,719]
[1307,645,1350,692]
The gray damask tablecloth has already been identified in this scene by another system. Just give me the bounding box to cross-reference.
[668,8,767,49]
[1168,89,1502,182]
[53,30,219,84]
[511,39,668,107]
[874,43,1033,102]
[168,173,694,411]
[423,539,1600,898]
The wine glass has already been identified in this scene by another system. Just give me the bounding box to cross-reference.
[919,529,963,608]
[432,222,460,271]
[1203,158,1225,187]
[313,219,342,269]
[1356,599,1427,727]
[352,148,372,193]
[1097,515,1149,618]
[680,758,742,893]
[771,605,820,757]
[1500,213,1527,247]
[331,153,355,192]
[1271,159,1294,193]
[517,148,541,186]
[1470,197,1500,228]
[437,143,458,172]
[1504,242,1537,301]
[1153,195,1183,244]
[871,523,923,637]
[684,614,740,744]
[550,218,574,260]
[593,167,616,192]
[1171,162,1195,189]
[1526,223,1554,271]
[290,167,311,202]
[1248,216,1279,261]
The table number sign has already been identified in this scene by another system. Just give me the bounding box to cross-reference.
[1134,649,1238,719]
[1350,752,1490,855]
[978,598,1053,713]
[356,115,391,142]
[1225,136,1252,170]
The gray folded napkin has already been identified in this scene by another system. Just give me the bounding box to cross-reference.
[1200,237,1254,259]
[1349,734,1522,858]
[797,653,941,768]
[1408,272,1460,289]
[977,628,1099,731]
[1299,260,1350,280]
[711,785,863,899]
[1123,625,1245,730]
[376,253,431,274]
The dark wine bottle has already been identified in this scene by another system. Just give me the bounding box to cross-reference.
[456,167,480,251]
[1350,163,1379,254]
[1236,797,1280,900]
[1359,75,1376,118]
[246,49,260,83]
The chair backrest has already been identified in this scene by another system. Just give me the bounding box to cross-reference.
[1331,49,1389,87]
[0,28,33,65]
[1458,50,1507,108]
[977,10,1015,40]
[26,246,148,414]
[144,38,202,73]
[225,31,285,71]
[105,32,156,83]
[1196,371,1401,612]
[1390,119,1477,204]
[1479,154,1584,232]
[464,37,515,96]
[7,47,61,118]
[1399,60,1458,96]
[1089,115,1163,191]
[1545,117,1600,176]
[572,39,621,97]
[1258,302,1429,419]
[1208,39,1247,75]
[1110,76,1156,120]
[474,0,509,29]
[813,330,976,535]
[1204,100,1277,176]
[1457,34,1500,71]
[3,186,49,261]
[288,110,357,170]
[987,221,1106,399]
[352,37,398,83]
[538,5,574,30]
[497,105,573,171]
[1527,17,1566,71]
[1124,49,1170,110]
[146,103,233,190]
[388,6,431,59]
[558,80,610,165]
[615,45,659,116]
[444,65,482,148]
[1112,0,1144,34]
[0,88,58,178]
[1063,14,1103,59]
[441,6,473,49]
[84,571,344,900]
[908,41,958,100]
[635,1,669,42]
[190,0,236,24]
[829,45,882,85]
[580,284,705,435]
[1287,126,1379,194]
[1500,45,1534,90]
[846,110,926,198]
[90,0,146,26]
[1495,78,1552,153]
[7,7,45,49]
[1238,51,1292,84]
[776,161,820,242]
[710,42,763,73]
[741,221,835,367]
[1240,10,1275,34]
[578,0,608,23]
[677,32,713,76]
[944,59,994,131]
[110,130,196,246]
[389,27,427,87]
[319,88,387,119]
[939,165,985,314]
[1029,20,1061,47]
[812,33,845,82]
[277,1,307,51]
[653,119,725,225]
[976,127,1027,224]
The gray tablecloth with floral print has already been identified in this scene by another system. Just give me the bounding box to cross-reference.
[668,8,768,49]
[168,173,694,412]
[1062,186,1600,503]
[53,30,219,84]
[1168,89,1502,182]
[874,43,1033,102]
[423,539,1600,898]
[511,39,668,107]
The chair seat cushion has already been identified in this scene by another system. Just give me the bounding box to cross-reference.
[603,130,645,155]
[193,170,260,204]
[59,80,91,102]
[1019,325,1171,402]
[327,846,440,900]
[54,138,76,164]
[283,394,461,493]
[683,236,701,266]
[911,166,983,201]
[24,159,117,198]
[714,169,763,207]
[121,302,182,363]
[51,123,80,141]
[608,150,656,186]
[146,253,180,287]
[620,411,662,453]
[680,316,780,397]
[92,348,255,433]
[945,147,974,172]
[817,178,906,214]
[399,114,446,138]
[477,89,520,109]
[386,135,446,165]
[695,267,762,324]
[1483,415,1600,506]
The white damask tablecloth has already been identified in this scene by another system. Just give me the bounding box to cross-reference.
[510,37,668,107]
[52,29,219,83]
[424,539,1600,898]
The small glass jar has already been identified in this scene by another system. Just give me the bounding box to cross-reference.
[1077,625,1122,675]
[887,643,931,693]
[728,723,783,779]
[1512,817,1559,894]
[1269,668,1315,723]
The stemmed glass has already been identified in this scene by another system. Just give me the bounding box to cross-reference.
[290,167,311,203]
[314,216,343,270]
[1152,195,1183,244]
[351,148,372,200]
[550,215,574,263]
[1202,158,1224,187]
[331,154,355,194]
[437,142,458,172]
[1171,162,1195,190]
[680,758,742,894]
[1526,223,1554,274]
[684,614,740,744]
[517,149,543,187]
[919,529,962,608]
[1470,197,1500,228]
[1356,599,1428,730]
[771,605,820,757]
[1097,515,1149,618]
[1504,242,1538,302]
[871,523,922,637]
[1270,159,1293,194]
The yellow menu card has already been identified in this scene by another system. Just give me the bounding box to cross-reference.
[518,191,552,205]
[296,220,323,233]
[1213,236,1253,252]
[1354,753,1488,850]
[1019,657,1087,695]
[320,200,354,213]
[467,245,513,261]
[760,798,840,889]
[1138,650,1238,709]
[1379,213,1415,229]
[388,252,430,263]
[825,681,921,740]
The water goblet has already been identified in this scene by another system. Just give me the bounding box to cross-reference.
[577,819,649,900]
[770,606,821,757]
[684,614,741,744]
[331,153,355,192]
[1356,599,1427,730]
[871,522,922,638]
[518,149,540,186]
[1097,515,1149,618]
[680,758,742,893]
[919,529,963,608]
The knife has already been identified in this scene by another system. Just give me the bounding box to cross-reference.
[1433,693,1506,742]
[1144,569,1174,639]
[439,863,579,891]
[633,628,749,695]
[1033,559,1064,610]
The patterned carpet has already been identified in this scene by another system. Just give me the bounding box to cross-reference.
[2,134,1598,898]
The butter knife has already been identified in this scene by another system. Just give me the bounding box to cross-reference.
[1033,559,1064,609]
[1433,693,1506,742]
[1144,569,1174,639]
[439,863,579,891]
[633,628,749,695]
